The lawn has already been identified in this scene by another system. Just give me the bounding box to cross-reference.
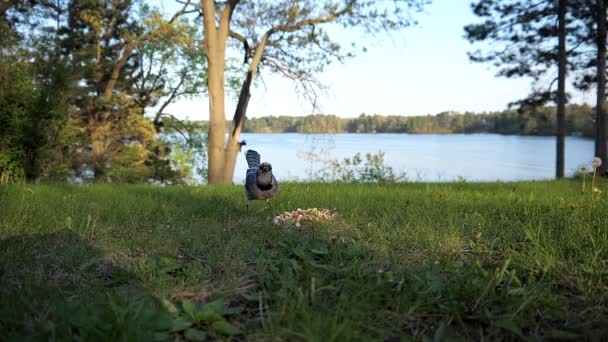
[1,180,607,341]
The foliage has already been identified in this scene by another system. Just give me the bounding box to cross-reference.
[464,0,584,106]
[0,20,79,183]
[1,181,607,340]
[328,152,405,183]
[160,119,209,184]
[0,0,208,184]
[226,0,429,90]
[568,0,606,92]
[237,104,595,136]
[0,59,32,182]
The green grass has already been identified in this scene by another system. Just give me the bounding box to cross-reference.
[1,180,607,341]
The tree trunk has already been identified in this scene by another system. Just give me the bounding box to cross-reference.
[88,113,106,181]
[596,0,607,175]
[219,33,268,183]
[102,44,134,104]
[556,0,567,178]
[203,0,232,184]
[222,70,253,183]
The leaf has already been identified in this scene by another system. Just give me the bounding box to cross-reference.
[196,308,223,323]
[310,248,328,255]
[203,299,226,312]
[494,319,523,338]
[160,264,183,273]
[153,332,170,341]
[201,299,241,315]
[170,316,193,332]
[184,328,207,341]
[220,306,242,315]
[507,288,525,296]
[153,314,174,331]
[161,299,178,316]
[241,293,261,302]
[182,300,197,320]
[433,322,447,342]
[546,329,579,340]
[210,320,240,336]
[310,261,335,272]
[288,258,303,273]
[79,257,102,271]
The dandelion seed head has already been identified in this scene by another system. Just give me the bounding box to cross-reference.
[592,157,602,167]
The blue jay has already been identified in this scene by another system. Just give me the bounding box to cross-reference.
[245,149,279,209]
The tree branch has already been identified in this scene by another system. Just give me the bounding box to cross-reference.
[154,74,186,126]
[159,112,194,146]
[269,0,356,35]
[229,29,251,63]
[262,56,313,81]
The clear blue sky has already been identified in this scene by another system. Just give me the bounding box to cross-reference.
[154,0,594,120]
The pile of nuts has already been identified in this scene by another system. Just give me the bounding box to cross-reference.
[273,208,337,227]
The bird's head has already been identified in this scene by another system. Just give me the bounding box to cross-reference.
[259,162,272,173]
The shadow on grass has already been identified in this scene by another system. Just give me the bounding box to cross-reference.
[0,189,261,342]
[0,230,174,341]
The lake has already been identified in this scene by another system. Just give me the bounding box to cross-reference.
[220,133,593,183]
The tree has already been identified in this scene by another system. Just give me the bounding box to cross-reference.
[132,13,208,133]
[465,0,582,178]
[0,0,210,183]
[571,0,607,175]
[0,0,79,182]
[58,0,201,180]
[176,0,428,184]
[556,0,567,178]
[596,0,607,175]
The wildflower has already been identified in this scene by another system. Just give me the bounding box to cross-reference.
[579,166,588,174]
[592,157,602,168]
[593,187,602,194]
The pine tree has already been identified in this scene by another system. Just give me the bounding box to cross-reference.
[465,0,582,178]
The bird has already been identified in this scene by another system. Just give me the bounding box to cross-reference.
[244,149,279,210]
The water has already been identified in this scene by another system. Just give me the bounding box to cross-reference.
[226,133,593,183]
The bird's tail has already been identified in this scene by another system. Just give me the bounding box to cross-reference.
[245,149,260,168]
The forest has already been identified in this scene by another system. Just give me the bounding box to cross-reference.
[231,104,595,136]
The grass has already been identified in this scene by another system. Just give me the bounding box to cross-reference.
[1,180,607,341]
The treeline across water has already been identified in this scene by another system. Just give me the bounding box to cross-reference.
[215,104,593,136]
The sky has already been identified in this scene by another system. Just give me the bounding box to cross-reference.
[153,0,595,121]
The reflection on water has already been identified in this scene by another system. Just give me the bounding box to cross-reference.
[199,133,593,183]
